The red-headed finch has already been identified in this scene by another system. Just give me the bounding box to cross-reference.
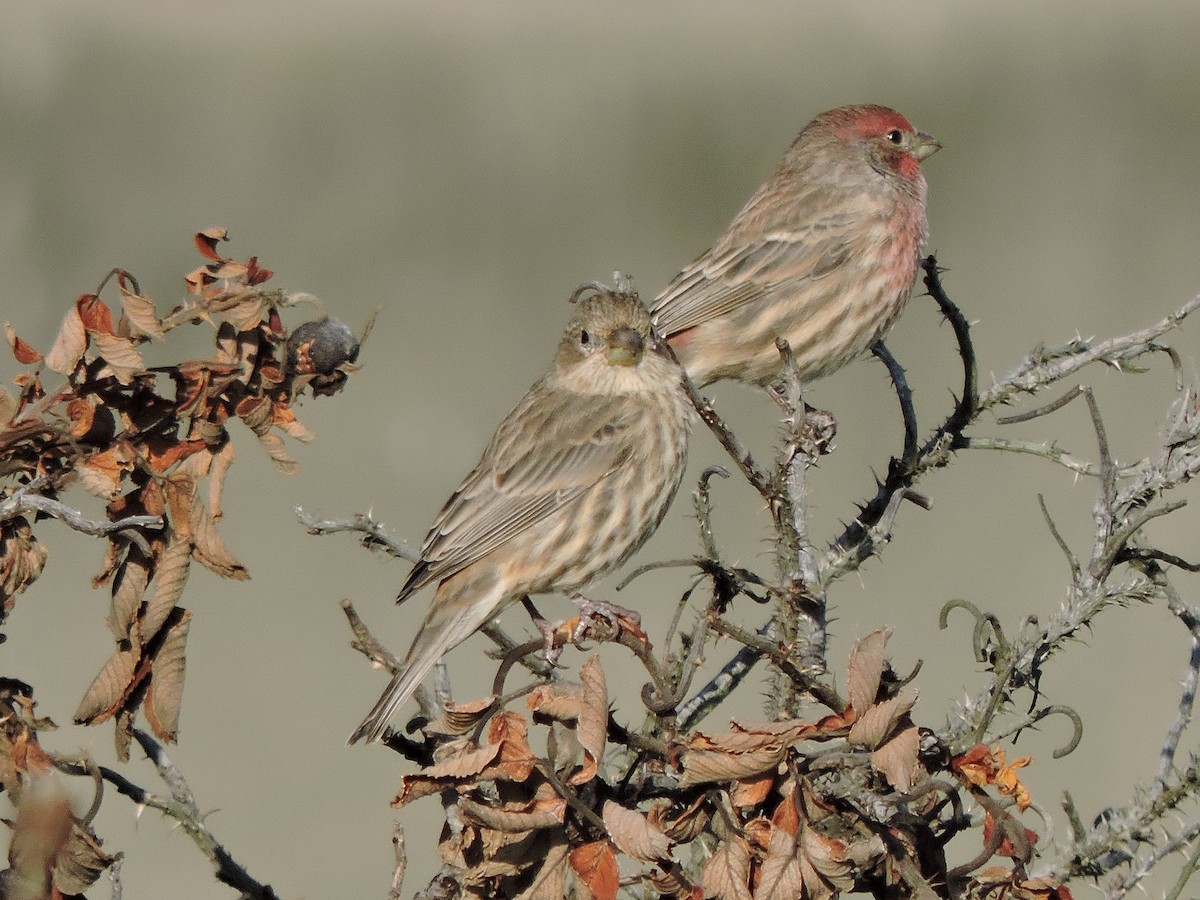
[650,104,940,387]
[350,288,691,743]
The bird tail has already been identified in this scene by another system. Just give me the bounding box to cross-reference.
[348,584,505,744]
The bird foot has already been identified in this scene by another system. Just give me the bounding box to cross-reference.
[568,592,641,644]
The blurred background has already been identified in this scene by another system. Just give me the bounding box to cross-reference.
[2,1,1199,896]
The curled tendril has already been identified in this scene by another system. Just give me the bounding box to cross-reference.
[939,599,1009,662]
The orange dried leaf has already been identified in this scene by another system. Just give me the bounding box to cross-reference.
[77,293,115,335]
[195,227,229,261]
[730,770,775,808]
[601,800,671,863]
[4,322,43,364]
[245,256,273,285]
[487,710,538,782]
[44,304,88,375]
[570,655,607,786]
[568,841,618,900]
[145,608,190,743]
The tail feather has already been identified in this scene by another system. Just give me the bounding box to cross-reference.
[348,587,505,744]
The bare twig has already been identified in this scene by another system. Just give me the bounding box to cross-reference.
[388,825,407,900]
[294,506,420,561]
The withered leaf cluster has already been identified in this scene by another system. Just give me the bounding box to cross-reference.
[0,228,360,757]
[391,630,1067,899]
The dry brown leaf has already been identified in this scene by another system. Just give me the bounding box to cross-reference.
[77,444,135,500]
[679,745,786,788]
[0,385,18,424]
[425,696,499,736]
[43,304,88,375]
[515,838,570,900]
[871,723,921,792]
[601,800,671,863]
[567,840,618,900]
[54,816,117,894]
[459,795,565,833]
[0,518,48,612]
[235,394,273,433]
[272,402,315,442]
[797,826,854,900]
[106,550,150,643]
[207,439,235,520]
[140,537,192,642]
[846,627,891,720]
[223,295,268,333]
[74,646,139,726]
[189,499,248,580]
[91,331,146,384]
[145,608,190,743]
[256,431,299,475]
[418,740,502,782]
[848,687,918,749]
[570,655,607,786]
[758,823,806,900]
[528,681,584,721]
[701,833,753,900]
[487,711,538,782]
[119,284,163,340]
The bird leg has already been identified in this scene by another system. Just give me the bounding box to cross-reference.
[520,595,564,666]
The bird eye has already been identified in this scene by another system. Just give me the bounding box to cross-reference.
[886,129,904,144]
[579,329,591,347]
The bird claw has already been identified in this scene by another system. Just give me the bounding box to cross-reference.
[568,592,641,644]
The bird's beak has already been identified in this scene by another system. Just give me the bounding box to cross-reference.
[606,326,644,367]
[913,131,942,162]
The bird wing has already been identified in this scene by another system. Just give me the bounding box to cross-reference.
[650,222,856,337]
[397,387,638,602]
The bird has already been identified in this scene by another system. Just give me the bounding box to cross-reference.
[350,287,691,743]
[650,103,940,388]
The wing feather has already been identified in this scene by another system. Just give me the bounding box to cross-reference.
[397,387,639,601]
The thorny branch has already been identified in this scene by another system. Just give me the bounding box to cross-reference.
[309,262,1200,898]
[56,730,280,900]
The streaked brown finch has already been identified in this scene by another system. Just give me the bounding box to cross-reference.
[350,288,691,744]
[651,104,940,387]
